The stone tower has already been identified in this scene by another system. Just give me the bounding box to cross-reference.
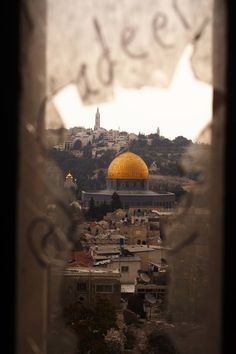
[94,107,100,130]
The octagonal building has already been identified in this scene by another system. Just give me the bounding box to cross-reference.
[82,151,175,209]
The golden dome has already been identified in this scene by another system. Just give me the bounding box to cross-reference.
[107,152,149,180]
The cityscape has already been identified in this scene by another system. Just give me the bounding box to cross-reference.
[45,108,210,354]
[14,1,228,353]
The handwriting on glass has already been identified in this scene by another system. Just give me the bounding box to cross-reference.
[62,3,210,102]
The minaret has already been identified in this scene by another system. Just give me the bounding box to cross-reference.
[64,171,76,188]
[157,127,160,137]
[94,108,100,130]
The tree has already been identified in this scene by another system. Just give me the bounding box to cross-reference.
[127,294,146,318]
[63,298,117,354]
[86,197,96,219]
[99,150,116,167]
[97,169,106,187]
[83,141,92,158]
[161,138,172,146]
[151,136,161,147]
[173,136,191,146]
[72,139,82,150]
[99,201,111,217]
[111,192,122,211]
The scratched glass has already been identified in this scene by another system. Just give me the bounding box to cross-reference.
[42,1,213,354]
[47,0,212,106]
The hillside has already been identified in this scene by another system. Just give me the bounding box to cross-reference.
[47,132,209,200]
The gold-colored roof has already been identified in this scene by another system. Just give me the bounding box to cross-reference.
[107,152,149,180]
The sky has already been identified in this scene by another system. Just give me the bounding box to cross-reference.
[52,44,212,142]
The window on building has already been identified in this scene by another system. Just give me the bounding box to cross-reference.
[95,284,113,293]
[121,266,129,273]
[77,282,87,292]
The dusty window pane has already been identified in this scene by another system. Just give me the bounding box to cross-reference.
[47,0,213,105]
[17,0,226,354]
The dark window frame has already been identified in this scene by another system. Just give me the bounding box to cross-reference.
[95,283,114,293]
[121,266,129,273]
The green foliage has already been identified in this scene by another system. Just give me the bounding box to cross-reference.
[111,192,122,211]
[84,193,122,221]
[63,299,117,354]
[146,330,181,354]
[129,135,196,177]
[97,150,116,168]
[72,139,82,150]
[93,298,117,333]
[124,329,136,350]
[86,197,96,219]
[85,199,111,221]
[173,135,191,146]
[47,134,208,198]
[47,147,115,194]
[83,141,92,158]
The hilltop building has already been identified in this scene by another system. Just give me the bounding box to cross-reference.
[149,161,158,174]
[64,171,77,202]
[94,107,100,130]
[82,151,175,209]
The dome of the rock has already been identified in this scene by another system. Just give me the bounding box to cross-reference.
[107,152,149,180]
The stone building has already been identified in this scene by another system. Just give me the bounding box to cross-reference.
[125,245,166,271]
[107,255,141,284]
[61,267,121,308]
[119,224,148,245]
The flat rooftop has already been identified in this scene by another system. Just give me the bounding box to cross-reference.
[125,245,156,253]
[91,245,157,253]
[63,267,120,276]
[82,190,175,196]
[112,255,141,262]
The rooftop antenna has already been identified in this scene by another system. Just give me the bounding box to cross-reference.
[119,237,125,256]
